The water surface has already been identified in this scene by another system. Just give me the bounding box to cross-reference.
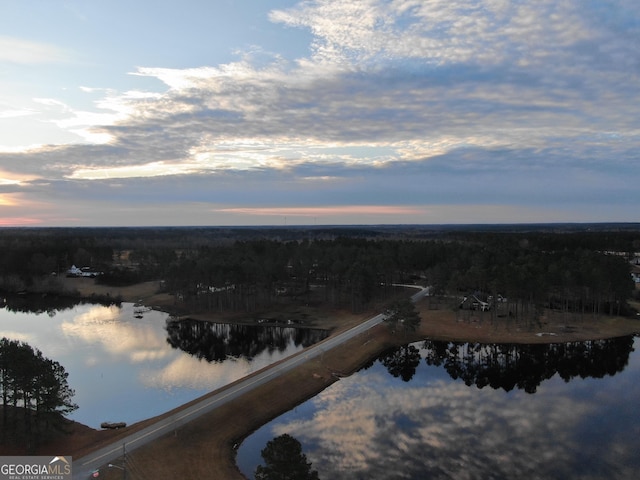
[0,300,327,428]
[238,337,640,479]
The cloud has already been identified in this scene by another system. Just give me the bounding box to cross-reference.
[0,194,19,206]
[1,0,639,225]
[9,1,640,168]
[270,0,608,67]
[0,109,36,119]
[0,330,33,342]
[0,35,73,64]
[218,205,422,216]
[67,161,202,180]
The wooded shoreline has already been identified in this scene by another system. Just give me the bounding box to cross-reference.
[1,224,639,477]
[5,280,638,479]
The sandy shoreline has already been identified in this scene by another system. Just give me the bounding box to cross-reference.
[10,278,640,478]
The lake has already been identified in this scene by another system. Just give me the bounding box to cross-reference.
[237,336,640,480]
[0,298,328,428]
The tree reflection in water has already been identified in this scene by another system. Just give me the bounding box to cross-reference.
[377,337,634,392]
[239,335,639,479]
[379,344,422,382]
[165,318,328,363]
[255,433,320,480]
[1,291,119,315]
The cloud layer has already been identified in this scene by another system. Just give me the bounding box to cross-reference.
[1,0,639,225]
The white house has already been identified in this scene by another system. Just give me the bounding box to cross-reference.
[66,265,83,276]
[66,265,102,277]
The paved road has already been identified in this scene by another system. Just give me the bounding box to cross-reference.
[73,285,429,479]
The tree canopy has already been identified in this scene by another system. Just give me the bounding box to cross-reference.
[0,225,637,318]
[0,337,77,450]
[255,433,320,480]
[384,299,421,335]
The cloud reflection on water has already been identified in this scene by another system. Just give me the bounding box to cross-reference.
[278,376,585,478]
[141,354,252,392]
[60,304,171,363]
[246,339,640,479]
[58,303,269,392]
[2,302,323,427]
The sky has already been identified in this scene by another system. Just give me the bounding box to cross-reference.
[0,0,639,227]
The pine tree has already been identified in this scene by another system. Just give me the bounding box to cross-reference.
[255,433,320,480]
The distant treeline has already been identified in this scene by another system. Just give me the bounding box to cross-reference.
[0,225,638,316]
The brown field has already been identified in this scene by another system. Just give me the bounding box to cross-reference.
[4,279,640,479]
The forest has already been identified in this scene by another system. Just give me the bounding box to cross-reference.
[0,224,638,319]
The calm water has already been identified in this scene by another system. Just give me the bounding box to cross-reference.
[0,300,327,428]
[237,337,640,480]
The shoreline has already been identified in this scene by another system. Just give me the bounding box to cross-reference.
[8,279,640,478]
[89,303,640,480]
